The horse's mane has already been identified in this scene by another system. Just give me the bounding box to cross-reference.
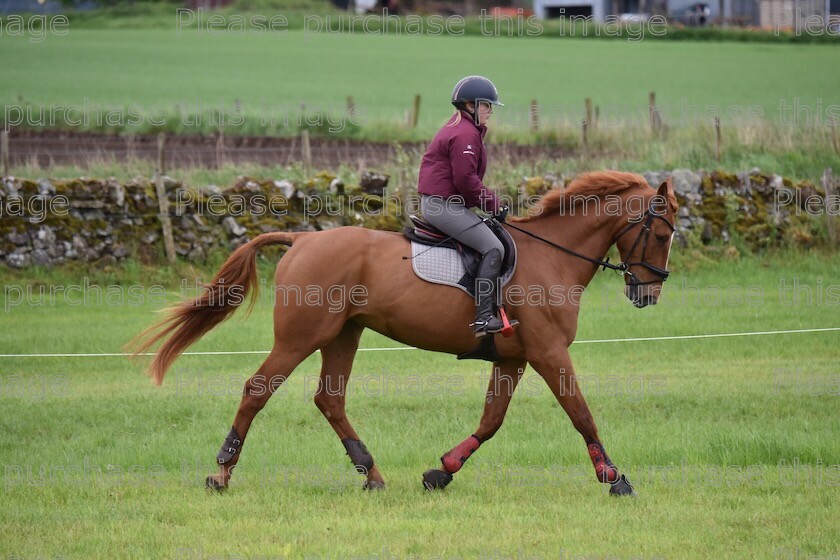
[511,170,676,222]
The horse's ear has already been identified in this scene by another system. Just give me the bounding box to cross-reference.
[657,177,673,197]
[653,177,673,215]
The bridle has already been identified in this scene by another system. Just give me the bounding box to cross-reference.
[612,203,675,286]
[502,199,676,287]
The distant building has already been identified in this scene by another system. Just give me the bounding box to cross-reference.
[531,0,718,22]
[758,0,832,29]
[532,0,602,20]
[532,0,835,27]
[183,0,233,9]
[1,0,64,13]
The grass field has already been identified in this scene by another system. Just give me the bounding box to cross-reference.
[2,29,839,136]
[3,27,840,180]
[1,251,838,559]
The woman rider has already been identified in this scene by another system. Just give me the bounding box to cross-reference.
[417,75,509,337]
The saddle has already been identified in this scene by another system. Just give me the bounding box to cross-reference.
[402,214,517,298]
[403,215,518,363]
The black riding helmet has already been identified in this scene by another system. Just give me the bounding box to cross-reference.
[451,76,504,124]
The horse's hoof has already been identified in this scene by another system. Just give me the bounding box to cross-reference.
[205,475,228,492]
[422,469,453,491]
[363,479,386,491]
[609,474,636,497]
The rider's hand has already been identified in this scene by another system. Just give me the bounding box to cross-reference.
[493,205,509,223]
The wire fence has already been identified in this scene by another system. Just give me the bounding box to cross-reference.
[0,130,576,170]
[1,326,838,358]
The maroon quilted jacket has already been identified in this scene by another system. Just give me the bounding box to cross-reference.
[416,110,501,213]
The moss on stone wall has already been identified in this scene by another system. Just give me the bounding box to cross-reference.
[1,167,832,268]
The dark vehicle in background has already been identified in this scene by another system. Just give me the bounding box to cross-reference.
[682,2,712,25]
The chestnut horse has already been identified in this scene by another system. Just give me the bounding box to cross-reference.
[131,170,678,496]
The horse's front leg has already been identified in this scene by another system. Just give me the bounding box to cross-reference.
[528,347,635,496]
[423,359,526,491]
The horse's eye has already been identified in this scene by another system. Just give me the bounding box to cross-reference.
[655,234,669,244]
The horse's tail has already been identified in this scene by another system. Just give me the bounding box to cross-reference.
[127,232,299,385]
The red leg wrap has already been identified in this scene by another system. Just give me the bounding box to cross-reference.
[441,435,481,474]
[588,442,619,483]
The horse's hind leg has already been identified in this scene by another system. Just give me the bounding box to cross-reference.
[205,347,309,490]
[313,322,386,490]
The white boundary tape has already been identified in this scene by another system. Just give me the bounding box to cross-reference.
[0,327,837,359]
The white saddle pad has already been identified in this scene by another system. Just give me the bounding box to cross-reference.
[409,242,517,297]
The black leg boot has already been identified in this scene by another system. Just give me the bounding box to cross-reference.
[471,248,504,338]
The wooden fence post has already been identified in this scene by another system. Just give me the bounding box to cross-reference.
[582,119,589,159]
[216,129,226,168]
[154,133,176,263]
[823,168,837,244]
[346,96,356,120]
[301,129,312,177]
[530,99,539,132]
[714,117,722,163]
[585,98,593,130]
[411,94,421,128]
[125,132,136,161]
[1,130,9,177]
[649,91,657,133]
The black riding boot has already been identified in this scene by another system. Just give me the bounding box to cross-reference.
[472,248,504,338]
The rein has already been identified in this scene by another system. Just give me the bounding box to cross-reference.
[503,203,675,286]
[503,221,626,273]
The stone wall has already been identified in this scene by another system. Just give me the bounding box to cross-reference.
[0,171,401,267]
[523,168,831,250]
[643,169,829,248]
[0,168,831,268]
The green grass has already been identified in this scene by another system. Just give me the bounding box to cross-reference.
[2,30,839,135]
[1,252,838,558]
[3,27,839,177]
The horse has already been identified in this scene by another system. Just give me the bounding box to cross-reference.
[130,170,678,496]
